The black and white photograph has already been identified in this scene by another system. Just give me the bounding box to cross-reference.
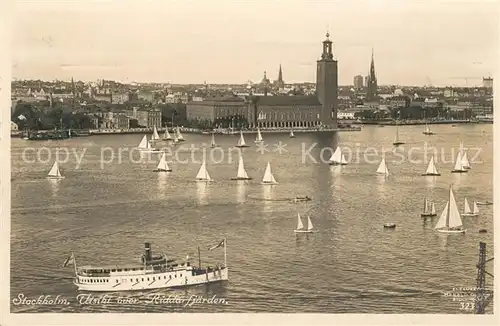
[1,0,498,325]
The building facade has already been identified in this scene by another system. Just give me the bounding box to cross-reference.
[147,109,162,128]
[353,75,364,90]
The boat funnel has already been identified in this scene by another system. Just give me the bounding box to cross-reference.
[144,242,152,261]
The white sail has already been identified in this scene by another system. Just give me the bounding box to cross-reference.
[341,153,348,164]
[152,126,160,140]
[376,157,389,175]
[236,156,249,179]
[461,152,470,168]
[177,127,184,140]
[296,213,304,230]
[48,161,62,177]
[138,135,148,149]
[453,151,464,171]
[423,198,429,213]
[196,160,211,181]
[163,128,172,140]
[473,201,479,214]
[425,156,439,174]
[447,187,463,228]
[463,198,471,214]
[307,216,314,230]
[435,202,449,229]
[431,202,436,215]
[329,147,342,163]
[238,132,247,146]
[425,125,431,133]
[262,162,277,184]
[211,134,216,147]
[156,153,170,171]
[255,128,263,142]
[290,130,295,137]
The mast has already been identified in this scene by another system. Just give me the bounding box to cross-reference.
[198,246,201,269]
[72,252,77,277]
[223,238,227,267]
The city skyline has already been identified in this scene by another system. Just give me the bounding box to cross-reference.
[13,0,498,86]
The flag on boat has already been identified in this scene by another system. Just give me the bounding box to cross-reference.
[208,239,225,251]
[62,253,75,267]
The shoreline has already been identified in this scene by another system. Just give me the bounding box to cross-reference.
[10,119,492,138]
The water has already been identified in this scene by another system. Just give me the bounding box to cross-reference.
[10,124,494,313]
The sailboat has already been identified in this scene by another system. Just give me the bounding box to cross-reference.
[461,150,471,170]
[261,162,278,185]
[451,151,467,173]
[151,126,160,141]
[393,127,405,146]
[328,146,348,165]
[162,127,172,141]
[231,155,252,180]
[294,213,317,233]
[434,185,467,234]
[289,130,295,138]
[236,131,249,148]
[255,128,263,143]
[421,156,440,176]
[462,198,479,217]
[137,135,161,152]
[421,198,437,217]
[176,127,185,141]
[47,161,64,179]
[195,160,212,182]
[153,153,172,172]
[423,124,434,135]
[172,133,179,144]
[376,157,389,176]
[210,133,219,148]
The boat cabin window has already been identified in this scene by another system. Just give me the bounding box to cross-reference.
[112,269,116,272]
[136,278,139,282]
[180,274,182,277]
[142,278,144,281]
[116,280,119,283]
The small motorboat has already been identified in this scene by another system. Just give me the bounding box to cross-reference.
[383,223,396,229]
[294,196,311,202]
[479,229,488,233]
[476,201,493,206]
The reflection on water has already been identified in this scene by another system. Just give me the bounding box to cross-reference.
[261,185,274,212]
[196,181,208,205]
[451,172,468,186]
[425,175,438,188]
[376,175,388,200]
[236,181,246,204]
[48,179,60,197]
[157,173,168,199]
[330,165,342,178]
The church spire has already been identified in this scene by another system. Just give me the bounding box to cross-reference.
[278,64,283,82]
[367,48,378,101]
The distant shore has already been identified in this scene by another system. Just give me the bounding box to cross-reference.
[11,118,492,138]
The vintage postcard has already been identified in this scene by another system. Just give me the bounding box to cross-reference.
[2,0,499,325]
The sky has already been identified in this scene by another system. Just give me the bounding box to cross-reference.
[12,0,500,86]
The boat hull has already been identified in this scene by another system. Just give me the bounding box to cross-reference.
[154,169,172,172]
[421,173,441,176]
[477,202,493,206]
[451,170,468,173]
[393,142,405,146]
[423,132,434,135]
[421,213,437,217]
[383,224,396,228]
[230,177,252,180]
[437,229,467,234]
[294,230,317,233]
[73,267,228,292]
[461,213,479,217]
[236,145,250,148]
[329,162,347,166]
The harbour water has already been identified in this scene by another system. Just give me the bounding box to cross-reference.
[10,124,493,313]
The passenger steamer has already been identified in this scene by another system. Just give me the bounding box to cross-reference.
[65,241,228,292]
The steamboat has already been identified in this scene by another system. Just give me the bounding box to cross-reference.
[65,241,228,292]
